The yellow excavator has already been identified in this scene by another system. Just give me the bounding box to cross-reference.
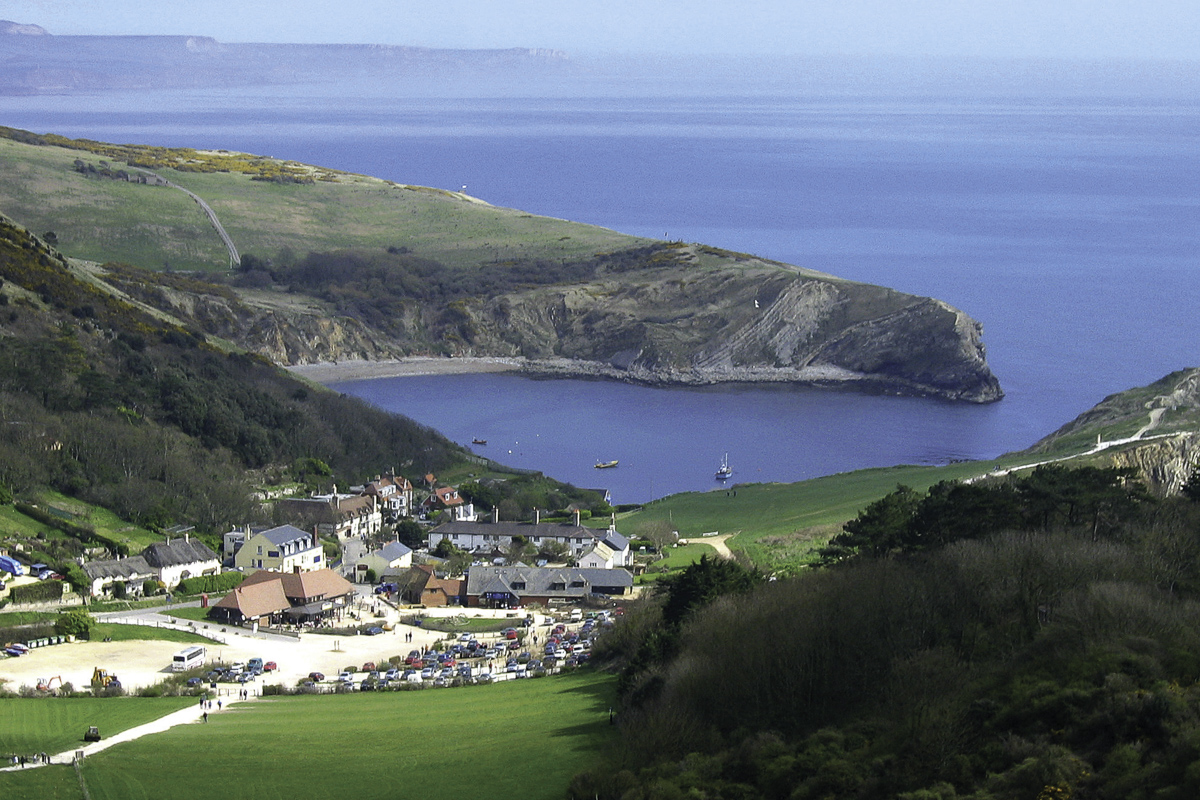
[91,667,120,690]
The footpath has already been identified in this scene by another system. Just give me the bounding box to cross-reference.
[1,694,253,771]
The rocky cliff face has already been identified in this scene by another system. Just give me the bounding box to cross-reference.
[131,258,1001,403]
[1106,433,1200,496]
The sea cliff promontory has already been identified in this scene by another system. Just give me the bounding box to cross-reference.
[0,128,1001,403]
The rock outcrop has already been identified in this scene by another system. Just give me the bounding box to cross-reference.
[117,258,1003,404]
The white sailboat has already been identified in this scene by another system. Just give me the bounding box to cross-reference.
[715,453,732,479]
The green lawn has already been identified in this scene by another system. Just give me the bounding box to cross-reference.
[621,459,1013,573]
[0,670,617,800]
[0,696,195,756]
[86,623,213,646]
[636,541,719,584]
[0,136,652,273]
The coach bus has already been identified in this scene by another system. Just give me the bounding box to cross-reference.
[172,645,206,672]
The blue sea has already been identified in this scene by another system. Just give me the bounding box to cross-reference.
[2,80,1197,503]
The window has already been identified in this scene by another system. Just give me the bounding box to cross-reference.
[257,545,263,554]
[268,551,279,558]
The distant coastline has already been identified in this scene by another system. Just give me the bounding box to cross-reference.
[287,357,521,384]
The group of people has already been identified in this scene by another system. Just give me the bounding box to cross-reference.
[10,752,50,767]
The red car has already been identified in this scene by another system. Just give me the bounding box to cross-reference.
[264,661,277,672]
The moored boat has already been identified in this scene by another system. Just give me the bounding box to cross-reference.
[595,460,619,469]
[716,453,732,479]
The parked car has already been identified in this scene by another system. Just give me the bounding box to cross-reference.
[385,667,399,680]
[264,661,277,672]
[338,671,353,683]
[361,661,376,672]
[248,658,264,673]
[364,626,384,636]
[308,671,325,682]
[420,666,436,679]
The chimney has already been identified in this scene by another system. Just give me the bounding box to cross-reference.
[184,532,189,543]
[312,527,319,549]
[611,512,617,530]
[492,507,499,524]
[533,508,540,525]
[573,509,581,526]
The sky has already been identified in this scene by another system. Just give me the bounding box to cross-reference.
[2,0,1199,59]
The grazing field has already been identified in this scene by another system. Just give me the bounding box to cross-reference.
[0,696,195,757]
[0,134,651,273]
[76,670,612,800]
[622,459,1014,572]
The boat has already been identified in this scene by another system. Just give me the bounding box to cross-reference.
[715,453,733,479]
[472,438,487,445]
[594,460,619,469]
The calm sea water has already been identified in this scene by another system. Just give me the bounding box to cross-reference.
[2,89,1197,502]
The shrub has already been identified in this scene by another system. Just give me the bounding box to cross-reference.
[55,608,92,637]
[177,571,245,595]
[10,579,64,604]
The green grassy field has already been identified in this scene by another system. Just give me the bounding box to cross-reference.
[86,623,213,646]
[1,670,618,800]
[0,135,652,273]
[0,696,195,756]
[621,459,1018,572]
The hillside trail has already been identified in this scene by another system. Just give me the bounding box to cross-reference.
[0,694,255,771]
[700,533,735,560]
[135,168,240,267]
[977,369,1200,482]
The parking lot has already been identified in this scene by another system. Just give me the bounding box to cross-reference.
[0,603,607,694]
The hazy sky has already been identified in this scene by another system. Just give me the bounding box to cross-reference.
[3,0,1199,59]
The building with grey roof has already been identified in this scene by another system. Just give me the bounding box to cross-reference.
[464,565,632,608]
[429,511,631,567]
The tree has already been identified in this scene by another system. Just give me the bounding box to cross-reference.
[55,608,92,638]
[659,554,762,628]
[505,535,533,565]
[394,519,426,549]
[822,485,921,562]
[640,520,677,558]
[111,580,127,599]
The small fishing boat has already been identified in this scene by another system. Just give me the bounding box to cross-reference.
[594,460,619,469]
[472,438,487,445]
[715,453,733,479]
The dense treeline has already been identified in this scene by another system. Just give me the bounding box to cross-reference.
[581,469,1200,799]
[0,218,464,533]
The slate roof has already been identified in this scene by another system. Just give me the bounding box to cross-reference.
[374,540,412,562]
[465,565,632,599]
[432,520,601,540]
[602,530,630,552]
[259,524,316,546]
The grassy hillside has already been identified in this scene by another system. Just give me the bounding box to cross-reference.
[0,130,651,272]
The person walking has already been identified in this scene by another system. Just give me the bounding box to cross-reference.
[202,711,208,723]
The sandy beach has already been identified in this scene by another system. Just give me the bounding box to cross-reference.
[287,356,523,384]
